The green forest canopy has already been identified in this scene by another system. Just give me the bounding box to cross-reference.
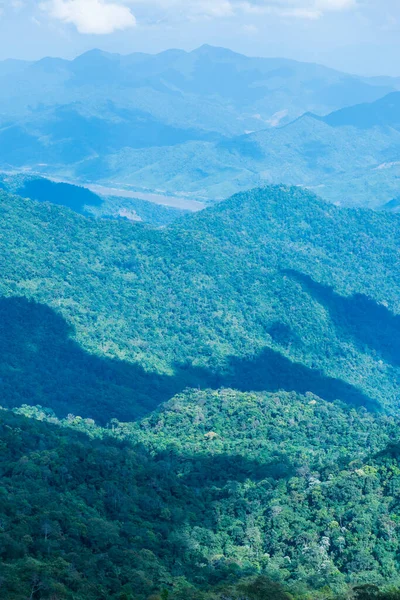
[1,185,400,598]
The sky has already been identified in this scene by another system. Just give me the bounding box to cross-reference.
[0,0,399,76]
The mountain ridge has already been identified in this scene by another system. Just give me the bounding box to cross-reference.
[1,184,400,421]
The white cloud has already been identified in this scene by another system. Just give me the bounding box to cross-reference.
[39,0,356,33]
[185,0,234,17]
[243,23,259,33]
[40,0,136,34]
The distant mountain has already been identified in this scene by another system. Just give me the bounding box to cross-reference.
[69,101,400,207]
[382,196,400,213]
[320,91,400,129]
[0,102,221,170]
[1,46,400,206]
[0,58,31,77]
[0,45,396,134]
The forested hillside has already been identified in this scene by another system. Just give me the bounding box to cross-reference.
[2,390,400,600]
[2,185,400,419]
[2,185,400,597]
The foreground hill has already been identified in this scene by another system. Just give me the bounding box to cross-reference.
[2,185,400,596]
[1,185,400,423]
[1,390,400,599]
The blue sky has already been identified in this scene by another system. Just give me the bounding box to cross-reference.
[0,0,399,76]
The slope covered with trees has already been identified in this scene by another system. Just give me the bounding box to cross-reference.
[2,388,400,599]
[1,185,400,597]
[1,185,400,420]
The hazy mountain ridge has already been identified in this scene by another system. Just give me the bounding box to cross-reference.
[319,91,400,128]
[0,45,395,129]
[1,46,400,206]
[74,107,400,207]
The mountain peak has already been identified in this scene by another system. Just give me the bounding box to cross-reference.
[155,48,187,59]
[320,90,400,129]
[191,44,245,60]
[73,49,120,64]
[30,56,69,73]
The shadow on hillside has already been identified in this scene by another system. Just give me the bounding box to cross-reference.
[226,347,376,410]
[0,296,196,424]
[0,295,378,425]
[16,178,102,214]
[284,269,400,368]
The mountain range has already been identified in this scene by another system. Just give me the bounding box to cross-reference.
[2,46,400,209]
[80,92,400,208]
[0,45,396,131]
